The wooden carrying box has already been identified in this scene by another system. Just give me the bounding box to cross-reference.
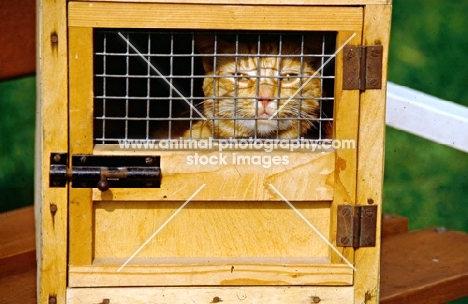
[36,0,391,303]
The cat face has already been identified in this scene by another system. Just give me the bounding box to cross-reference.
[196,35,322,139]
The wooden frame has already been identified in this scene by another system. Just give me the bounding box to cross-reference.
[37,1,391,303]
[36,0,68,303]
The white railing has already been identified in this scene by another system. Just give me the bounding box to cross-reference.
[386,82,468,153]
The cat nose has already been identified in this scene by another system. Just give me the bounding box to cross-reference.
[259,98,272,108]
[258,85,274,106]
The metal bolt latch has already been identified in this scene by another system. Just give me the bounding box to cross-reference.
[50,154,161,191]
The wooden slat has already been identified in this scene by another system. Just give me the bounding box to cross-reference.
[68,27,95,266]
[0,268,37,304]
[68,27,94,155]
[36,0,69,302]
[380,228,468,303]
[68,2,363,31]
[74,0,391,5]
[0,206,36,303]
[67,286,354,303]
[329,31,362,266]
[353,3,392,303]
[0,207,35,262]
[69,261,353,287]
[0,206,36,289]
[0,0,36,80]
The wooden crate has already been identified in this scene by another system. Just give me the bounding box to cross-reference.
[36,0,392,303]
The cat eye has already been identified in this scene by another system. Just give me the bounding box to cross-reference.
[280,72,299,84]
[231,72,251,83]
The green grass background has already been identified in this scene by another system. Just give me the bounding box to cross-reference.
[1,0,467,302]
[0,76,36,212]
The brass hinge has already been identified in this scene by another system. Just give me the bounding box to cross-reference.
[336,205,377,248]
[342,45,383,91]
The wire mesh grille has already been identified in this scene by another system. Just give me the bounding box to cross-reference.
[93,30,335,144]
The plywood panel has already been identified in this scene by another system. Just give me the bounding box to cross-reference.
[92,149,335,201]
[93,201,330,259]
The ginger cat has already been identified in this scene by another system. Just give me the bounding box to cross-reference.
[184,34,323,139]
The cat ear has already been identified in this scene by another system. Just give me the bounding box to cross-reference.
[195,34,231,73]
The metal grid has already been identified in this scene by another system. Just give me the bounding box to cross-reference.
[93,30,335,144]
